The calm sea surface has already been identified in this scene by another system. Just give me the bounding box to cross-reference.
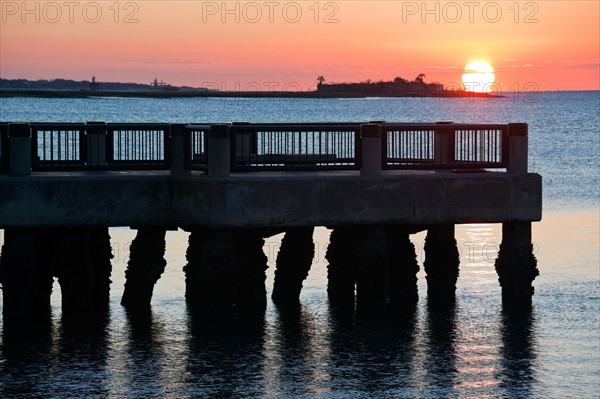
[0,92,598,398]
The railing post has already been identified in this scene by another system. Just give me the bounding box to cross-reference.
[86,121,107,166]
[170,123,189,175]
[232,122,252,160]
[0,123,8,173]
[208,124,231,177]
[507,123,528,173]
[8,123,31,177]
[434,122,455,166]
[360,123,382,176]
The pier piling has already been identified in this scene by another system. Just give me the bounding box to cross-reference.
[33,230,57,313]
[424,225,460,301]
[495,222,538,305]
[272,227,315,304]
[387,227,420,305]
[54,229,94,315]
[185,229,240,314]
[354,226,390,312]
[121,228,167,308]
[234,229,269,311]
[326,227,357,306]
[0,230,38,320]
[89,228,113,309]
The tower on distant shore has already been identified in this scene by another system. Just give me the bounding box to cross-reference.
[90,75,98,91]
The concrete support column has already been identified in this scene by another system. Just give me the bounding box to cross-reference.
[33,230,57,313]
[272,227,315,304]
[234,229,268,311]
[387,227,420,305]
[8,123,31,176]
[184,230,205,307]
[354,226,390,312]
[184,229,240,314]
[170,123,189,175]
[86,121,107,166]
[326,227,356,306]
[89,228,113,309]
[208,124,231,176]
[121,228,167,308]
[0,230,38,320]
[360,123,382,175]
[54,229,94,315]
[424,225,460,300]
[507,123,528,173]
[495,222,538,305]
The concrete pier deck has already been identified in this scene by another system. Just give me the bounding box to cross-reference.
[0,169,541,228]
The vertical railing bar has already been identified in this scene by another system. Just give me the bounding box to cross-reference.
[65,130,69,161]
[50,130,54,161]
[58,130,63,162]
[476,129,479,162]
[41,130,46,162]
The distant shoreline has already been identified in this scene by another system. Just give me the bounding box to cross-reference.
[0,88,502,99]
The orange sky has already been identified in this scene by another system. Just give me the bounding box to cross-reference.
[1,1,599,91]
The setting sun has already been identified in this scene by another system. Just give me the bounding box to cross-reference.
[462,61,496,93]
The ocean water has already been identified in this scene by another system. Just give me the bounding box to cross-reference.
[0,92,598,398]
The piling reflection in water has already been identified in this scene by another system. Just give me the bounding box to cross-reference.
[0,290,546,398]
[327,303,419,396]
[498,304,538,398]
[120,309,170,398]
[424,298,459,396]
[185,305,268,398]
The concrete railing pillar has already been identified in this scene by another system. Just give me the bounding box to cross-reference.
[170,123,189,175]
[360,123,382,176]
[0,123,8,172]
[232,122,253,158]
[8,123,31,177]
[86,121,107,166]
[208,124,231,177]
[507,123,528,173]
[434,122,455,165]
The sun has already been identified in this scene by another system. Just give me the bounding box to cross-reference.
[462,61,496,93]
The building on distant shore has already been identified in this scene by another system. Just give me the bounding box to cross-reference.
[150,78,179,91]
[316,75,445,96]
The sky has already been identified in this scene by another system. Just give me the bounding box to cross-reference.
[1,0,599,92]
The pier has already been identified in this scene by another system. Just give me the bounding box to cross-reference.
[0,121,541,322]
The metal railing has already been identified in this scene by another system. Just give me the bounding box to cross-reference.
[1,122,515,174]
[31,123,86,170]
[383,123,508,169]
[106,124,170,169]
[230,123,362,171]
[186,124,209,171]
[454,126,507,166]
[384,124,435,168]
[29,123,170,171]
